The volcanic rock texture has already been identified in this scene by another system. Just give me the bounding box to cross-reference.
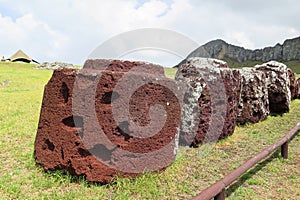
[255,61,291,115]
[297,78,300,98]
[175,58,241,146]
[288,68,299,100]
[237,68,269,124]
[34,59,181,183]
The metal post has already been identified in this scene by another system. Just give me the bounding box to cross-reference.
[281,142,288,159]
[214,188,226,200]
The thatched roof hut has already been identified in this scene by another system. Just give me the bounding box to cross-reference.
[8,50,39,63]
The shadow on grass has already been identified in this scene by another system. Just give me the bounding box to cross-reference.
[226,149,281,197]
[36,163,107,187]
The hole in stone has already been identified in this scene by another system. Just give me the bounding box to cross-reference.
[60,82,70,103]
[253,111,262,119]
[116,121,132,141]
[66,160,76,175]
[78,148,91,157]
[75,141,80,146]
[89,144,112,161]
[62,116,83,128]
[45,139,55,151]
[61,148,65,160]
[100,91,120,104]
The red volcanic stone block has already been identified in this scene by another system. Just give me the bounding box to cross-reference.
[297,78,300,99]
[288,68,298,100]
[255,61,291,115]
[237,68,269,124]
[175,58,241,147]
[218,68,241,139]
[34,59,181,183]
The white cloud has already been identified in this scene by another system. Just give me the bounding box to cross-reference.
[72,0,169,34]
[136,0,169,18]
[225,31,255,49]
[0,0,299,65]
[0,12,70,62]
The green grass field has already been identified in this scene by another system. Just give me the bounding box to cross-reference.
[223,59,300,74]
[0,62,299,199]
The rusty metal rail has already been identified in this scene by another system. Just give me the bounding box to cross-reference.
[191,123,300,200]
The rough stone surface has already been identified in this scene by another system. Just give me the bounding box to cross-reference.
[0,80,12,87]
[237,68,269,124]
[175,58,241,146]
[218,68,241,139]
[297,78,300,99]
[35,62,75,70]
[288,68,298,100]
[255,61,291,115]
[34,59,181,183]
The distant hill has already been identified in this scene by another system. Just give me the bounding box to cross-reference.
[176,36,300,67]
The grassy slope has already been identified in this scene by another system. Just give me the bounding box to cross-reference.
[224,59,300,74]
[0,63,299,199]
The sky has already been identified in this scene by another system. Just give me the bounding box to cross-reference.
[0,0,299,67]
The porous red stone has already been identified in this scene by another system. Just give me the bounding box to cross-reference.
[255,61,291,115]
[296,78,300,99]
[237,68,269,124]
[288,68,298,100]
[34,59,181,183]
[218,68,241,139]
[175,58,241,147]
[297,78,300,99]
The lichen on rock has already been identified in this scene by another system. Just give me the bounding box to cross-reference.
[175,57,241,146]
[255,61,291,115]
[237,67,269,124]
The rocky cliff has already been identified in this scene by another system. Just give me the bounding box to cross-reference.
[177,36,300,66]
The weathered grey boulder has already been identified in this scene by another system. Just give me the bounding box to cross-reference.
[175,58,241,146]
[35,62,75,70]
[237,68,269,124]
[255,61,291,115]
